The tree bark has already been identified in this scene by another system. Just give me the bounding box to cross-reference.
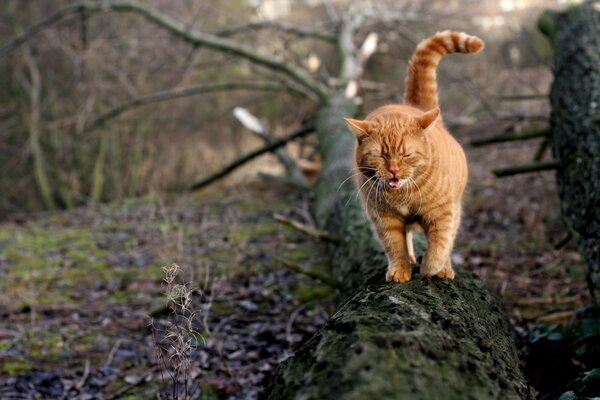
[263,94,533,399]
[549,3,600,305]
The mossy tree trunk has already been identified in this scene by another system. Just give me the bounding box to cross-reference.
[262,93,534,399]
[549,3,600,305]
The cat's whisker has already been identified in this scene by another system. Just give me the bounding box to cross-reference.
[373,178,383,222]
[364,177,379,216]
[409,177,423,216]
[337,170,367,194]
[337,166,379,195]
[347,174,377,207]
[354,174,378,201]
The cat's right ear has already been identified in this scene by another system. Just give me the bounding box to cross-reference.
[344,118,370,143]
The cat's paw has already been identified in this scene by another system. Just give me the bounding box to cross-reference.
[386,264,412,283]
[420,256,442,276]
[408,254,417,265]
[435,265,455,279]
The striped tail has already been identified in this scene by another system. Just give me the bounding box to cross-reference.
[404,31,484,110]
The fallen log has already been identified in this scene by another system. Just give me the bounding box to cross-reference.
[548,3,600,304]
[263,95,533,399]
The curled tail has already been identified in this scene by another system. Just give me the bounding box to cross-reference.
[404,31,484,110]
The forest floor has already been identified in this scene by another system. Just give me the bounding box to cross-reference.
[0,119,592,399]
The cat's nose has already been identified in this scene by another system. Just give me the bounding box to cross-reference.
[389,165,400,175]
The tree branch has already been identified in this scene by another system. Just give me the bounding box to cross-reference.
[273,213,340,243]
[493,160,560,177]
[0,1,330,100]
[470,128,550,147]
[233,107,309,185]
[274,257,343,289]
[188,125,314,191]
[496,94,548,101]
[84,81,298,134]
[217,21,337,42]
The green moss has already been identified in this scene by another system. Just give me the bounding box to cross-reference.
[228,222,282,244]
[294,283,334,302]
[1,360,33,375]
[211,301,235,316]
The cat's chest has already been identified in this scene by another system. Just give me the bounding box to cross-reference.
[390,203,411,217]
[382,195,413,217]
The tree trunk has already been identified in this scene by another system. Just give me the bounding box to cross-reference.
[549,3,600,305]
[263,94,534,399]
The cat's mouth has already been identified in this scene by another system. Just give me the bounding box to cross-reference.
[387,178,406,189]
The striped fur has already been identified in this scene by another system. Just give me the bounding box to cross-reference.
[405,31,484,110]
[345,31,484,283]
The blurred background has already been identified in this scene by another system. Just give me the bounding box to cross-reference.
[1,1,595,399]
[0,0,565,218]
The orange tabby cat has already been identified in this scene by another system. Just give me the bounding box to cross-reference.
[345,31,484,283]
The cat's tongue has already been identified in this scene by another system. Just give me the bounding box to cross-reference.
[388,178,400,188]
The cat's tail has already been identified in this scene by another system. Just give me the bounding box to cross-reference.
[404,31,484,111]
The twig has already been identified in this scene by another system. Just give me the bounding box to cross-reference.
[493,160,560,177]
[104,338,123,368]
[105,369,156,400]
[273,213,340,243]
[285,302,313,344]
[75,359,90,390]
[470,128,549,147]
[275,257,343,290]
[84,82,303,134]
[496,94,548,101]
[217,21,336,42]
[515,295,580,306]
[188,125,314,191]
[533,137,551,161]
[536,310,573,323]
[553,232,573,250]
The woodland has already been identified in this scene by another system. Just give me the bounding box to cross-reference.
[0,1,599,399]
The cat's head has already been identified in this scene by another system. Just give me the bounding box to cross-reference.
[345,108,439,190]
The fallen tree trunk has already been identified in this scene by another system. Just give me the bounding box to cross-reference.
[263,94,533,399]
[548,3,600,305]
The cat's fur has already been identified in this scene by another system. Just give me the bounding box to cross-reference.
[345,31,484,283]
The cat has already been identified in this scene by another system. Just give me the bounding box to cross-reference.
[345,31,484,283]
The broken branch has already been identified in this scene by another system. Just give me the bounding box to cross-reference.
[274,257,343,289]
[188,125,314,191]
[493,160,560,177]
[233,107,309,184]
[273,213,340,243]
[217,21,336,42]
[470,128,550,147]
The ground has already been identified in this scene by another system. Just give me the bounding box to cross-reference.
[0,119,593,399]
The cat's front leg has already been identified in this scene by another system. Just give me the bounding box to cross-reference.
[421,213,456,279]
[373,214,412,283]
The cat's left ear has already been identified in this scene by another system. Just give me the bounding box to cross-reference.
[417,107,440,133]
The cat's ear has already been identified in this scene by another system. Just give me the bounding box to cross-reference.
[417,107,440,133]
[344,118,370,142]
